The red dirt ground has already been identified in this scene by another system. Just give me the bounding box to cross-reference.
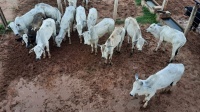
[0,0,200,111]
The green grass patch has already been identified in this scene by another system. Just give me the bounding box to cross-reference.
[135,0,141,6]
[136,7,157,24]
[0,22,12,34]
[115,19,124,25]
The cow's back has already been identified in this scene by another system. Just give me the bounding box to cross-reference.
[94,18,115,37]
[151,63,185,89]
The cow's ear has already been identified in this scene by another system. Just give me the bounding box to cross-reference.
[135,73,139,80]
[29,48,34,54]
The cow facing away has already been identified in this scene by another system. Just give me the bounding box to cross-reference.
[74,6,87,43]
[87,7,98,30]
[98,27,125,64]
[130,63,185,108]
[55,6,76,47]
[124,17,147,55]
[29,18,56,60]
[82,18,115,55]
[146,23,187,63]
[184,6,200,31]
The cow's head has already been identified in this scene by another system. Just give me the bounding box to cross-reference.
[55,36,63,47]
[98,44,109,59]
[7,22,20,36]
[29,45,44,60]
[146,23,157,33]
[15,16,26,31]
[130,74,144,97]
[136,37,148,51]
[82,31,92,45]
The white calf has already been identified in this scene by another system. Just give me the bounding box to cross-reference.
[99,27,125,64]
[87,8,98,30]
[29,18,56,60]
[55,6,76,47]
[146,23,187,62]
[82,18,115,55]
[124,17,147,54]
[74,6,87,43]
[130,63,185,108]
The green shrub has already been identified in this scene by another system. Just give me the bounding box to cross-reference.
[135,0,141,6]
[136,7,157,24]
[115,19,124,25]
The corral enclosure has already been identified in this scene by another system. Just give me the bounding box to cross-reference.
[0,0,200,111]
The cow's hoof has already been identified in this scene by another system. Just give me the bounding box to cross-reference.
[109,62,113,66]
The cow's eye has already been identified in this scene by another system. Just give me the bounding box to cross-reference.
[17,24,20,26]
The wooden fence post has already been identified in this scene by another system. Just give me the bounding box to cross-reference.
[0,7,8,28]
[57,0,64,15]
[161,0,168,11]
[113,0,118,21]
[184,0,200,35]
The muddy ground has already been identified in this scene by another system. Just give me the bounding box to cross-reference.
[0,0,200,111]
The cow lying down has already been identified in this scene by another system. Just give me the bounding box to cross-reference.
[130,63,185,108]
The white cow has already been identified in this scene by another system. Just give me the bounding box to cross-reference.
[29,18,56,60]
[146,23,187,62]
[130,63,185,108]
[87,8,98,30]
[99,27,125,64]
[74,6,87,43]
[68,0,77,7]
[55,6,76,47]
[35,3,62,25]
[124,17,147,55]
[82,18,115,55]
[14,8,44,35]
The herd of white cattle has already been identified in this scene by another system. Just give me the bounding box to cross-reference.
[7,1,187,108]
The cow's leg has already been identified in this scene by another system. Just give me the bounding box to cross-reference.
[131,41,136,55]
[91,44,94,54]
[79,35,82,43]
[86,0,89,9]
[118,41,123,52]
[46,44,51,58]
[43,50,46,59]
[162,42,167,52]
[68,28,71,44]
[94,43,98,55]
[155,40,162,51]
[169,44,180,63]
[143,92,155,108]
[109,52,113,65]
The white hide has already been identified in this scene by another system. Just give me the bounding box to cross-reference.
[35,3,62,24]
[29,18,56,60]
[68,0,77,7]
[124,17,147,53]
[82,18,115,55]
[74,6,87,43]
[146,23,187,62]
[14,8,44,34]
[87,8,98,30]
[55,6,76,47]
[100,27,125,64]
[130,63,185,108]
